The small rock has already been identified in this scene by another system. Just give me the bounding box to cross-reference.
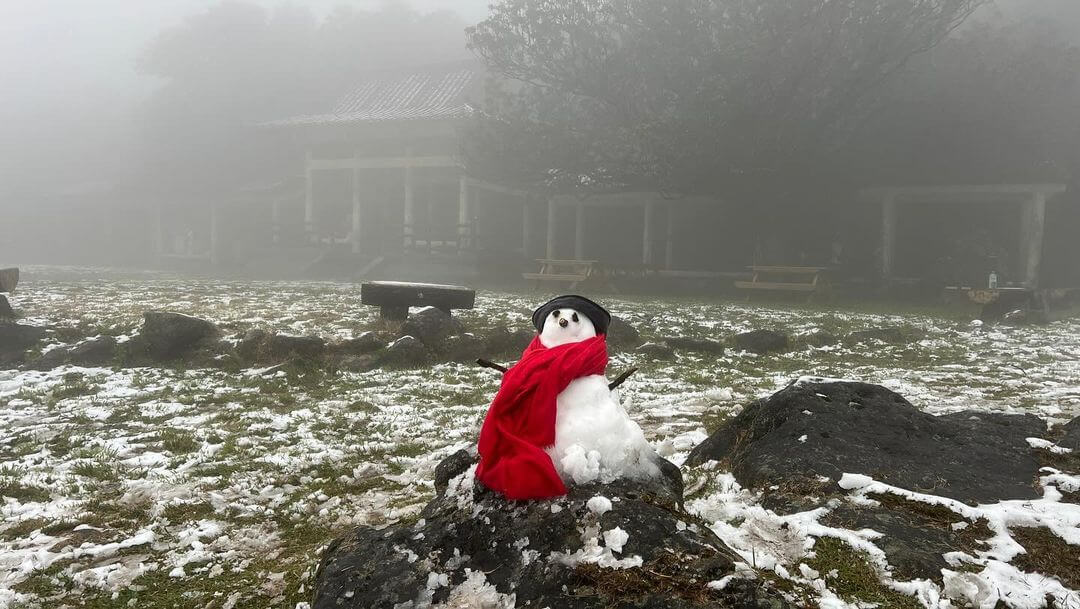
[380,335,431,369]
[433,449,475,495]
[732,329,789,354]
[236,328,271,361]
[333,332,384,356]
[801,330,839,348]
[666,337,726,354]
[443,333,486,362]
[0,322,46,356]
[400,307,463,347]
[636,341,675,359]
[484,327,534,356]
[68,335,118,366]
[845,328,908,345]
[607,316,643,349]
[1056,417,1080,451]
[268,334,326,360]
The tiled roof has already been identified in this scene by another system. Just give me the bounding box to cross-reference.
[265,67,478,127]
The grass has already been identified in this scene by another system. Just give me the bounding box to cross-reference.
[1009,527,1080,589]
[806,537,922,609]
[158,428,199,454]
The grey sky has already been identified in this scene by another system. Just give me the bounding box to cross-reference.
[0,0,489,105]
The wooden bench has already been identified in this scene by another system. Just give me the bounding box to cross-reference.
[361,281,476,320]
[523,259,615,291]
[735,266,828,301]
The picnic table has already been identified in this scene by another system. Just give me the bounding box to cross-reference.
[734,265,829,301]
[522,259,617,292]
[360,281,476,320]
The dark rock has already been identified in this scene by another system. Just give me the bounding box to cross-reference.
[0,323,46,358]
[268,334,326,360]
[733,329,789,354]
[32,347,69,370]
[138,311,218,360]
[433,449,475,496]
[687,379,1046,504]
[801,330,840,348]
[236,328,271,361]
[636,341,675,359]
[484,327,534,356]
[1056,417,1080,451]
[400,306,464,347]
[443,332,486,362]
[666,337,726,355]
[0,295,13,319]
[312,453,783,609]
[68,335,118,366]
[379,335,431,368]
[337,354,381,373]
[607,316,643,349]
[332,332,384,356]
[845,328,908,345]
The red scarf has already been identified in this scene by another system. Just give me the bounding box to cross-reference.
[476,334,608,500]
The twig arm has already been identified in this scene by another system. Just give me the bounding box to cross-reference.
[476,358,509,373]
[608,367,638,391]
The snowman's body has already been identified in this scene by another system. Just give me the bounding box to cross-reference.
[537,307,660,485]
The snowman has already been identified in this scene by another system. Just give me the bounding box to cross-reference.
[476,295,659,500]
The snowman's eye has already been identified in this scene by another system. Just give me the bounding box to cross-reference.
[552,310,560,318]
[572,313,579,322]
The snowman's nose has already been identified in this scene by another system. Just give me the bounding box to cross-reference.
[559,318,569,328]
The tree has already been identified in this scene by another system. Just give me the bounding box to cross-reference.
[465,0,986,201]
[137,1,470,194]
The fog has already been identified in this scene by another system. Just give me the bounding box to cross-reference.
[1,0,1079,290]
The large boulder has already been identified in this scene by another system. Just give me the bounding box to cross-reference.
[400,306,464,348]
[238,329,325,363]
[312,452,787,609]
[137,311,218,360]
[331,331,384,356]
[687,379,1047,504]
[732,330,789,354]
[483,327,534,357]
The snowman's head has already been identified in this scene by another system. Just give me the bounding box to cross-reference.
[538,307,597,348]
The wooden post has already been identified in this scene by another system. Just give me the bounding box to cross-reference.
[665,203,675,270]
[574,201,585,260]
[458,174,471,248]
[304,150,314,240]
[403,147,415,247]
[1021,192,1047,288]
[351,168,362,254]
[210,202,221,267]
[643,199,656,265]
[546,198,557,259]
[881,191,898,279]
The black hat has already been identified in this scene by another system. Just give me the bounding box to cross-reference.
[532,295,611,335]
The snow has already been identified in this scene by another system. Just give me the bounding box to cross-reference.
[3,267,1080,608]
[586,495,612,516]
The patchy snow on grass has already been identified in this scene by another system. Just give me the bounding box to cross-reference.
[2,267,1079,608]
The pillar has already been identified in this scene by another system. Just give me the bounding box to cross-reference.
[458,174,471,248]
[522,198,533,258]
[546,198,557,259]
[665,204,675,270]
[271,198,282,245]
[643,199,656,265]
[574,202,585,260]
[304,150,314,240]
[403,167,415,246]
[351,168,363,254]
[881,191,897,278]
[1021,192,1047,288]
[209,203,221,267]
